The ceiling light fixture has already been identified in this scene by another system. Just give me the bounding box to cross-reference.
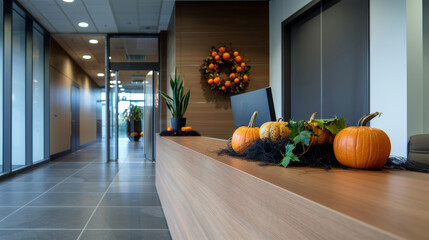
[82,55,91,59]
[63,0,74,2]
[97,73,104,77]
[120,88,125,91]
[89,39,98,44]
[118,85,123,88]
[109,56,112,60]
[78,22,89,28]
[110,73,116,77]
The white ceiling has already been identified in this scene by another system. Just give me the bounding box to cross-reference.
[17,0,175,33]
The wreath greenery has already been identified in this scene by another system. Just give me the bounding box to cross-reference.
[201,46,250,94]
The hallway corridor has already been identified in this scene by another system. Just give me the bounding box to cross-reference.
[0,143,171,240]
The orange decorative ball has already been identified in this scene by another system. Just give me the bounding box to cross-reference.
[235,56,242,62]
[221,86,226,91]
[167,126,173,131]
[236,67,242,72]
[222,52,230,60]
[211,51,217,57]
[219,47,225,53]
[241,62,246,67]
[229,73,236,79]
[234,78,240,83]
[225,81,231,87]
[214,55,220,61]
[214,77,221,84]
[233,51,239,56]
[209,63,215,69]
[207,79,214,84]
[243,75,248,82]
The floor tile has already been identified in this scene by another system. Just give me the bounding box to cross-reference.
[0,182,57,193]
[28,193,104,207]
[108,182,157,193]
[0,207,95,228]
[0,207,18,219]
[80,230,172,240]
[65,175,116,183]
[86,207,168,229]
[100,193,161,206]
[0,230,81,240]
[114,175,155,183]
[0,192,42,206]
[49,182,110,193]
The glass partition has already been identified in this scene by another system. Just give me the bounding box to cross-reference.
[11,10,26,169]
[0,0,3,173]
[33,26,45,163]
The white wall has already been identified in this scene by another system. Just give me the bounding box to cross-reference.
[269,0,311,118]
[269,0,410,157]
[370,0,408,157]
[424,0,429,133]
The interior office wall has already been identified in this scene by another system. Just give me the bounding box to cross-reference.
[49,39,99,155]
[270,0,409,157]
[407,0,424,139]
[170,1,269,139]
[165,7,176,126]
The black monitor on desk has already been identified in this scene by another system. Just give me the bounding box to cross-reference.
[230,87,276,128]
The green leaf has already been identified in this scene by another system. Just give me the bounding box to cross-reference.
[310,118,335,129]
[293,130,312,146]
[277,144,300,168]
[325,117,347,134]
[288,120,306,140]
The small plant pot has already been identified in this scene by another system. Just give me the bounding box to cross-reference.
[171,118,186,131]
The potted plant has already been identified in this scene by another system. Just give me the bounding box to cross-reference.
[160,70,191,131]
[123,104,143,141]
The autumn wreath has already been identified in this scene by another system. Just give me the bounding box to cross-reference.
[201,46,250,94]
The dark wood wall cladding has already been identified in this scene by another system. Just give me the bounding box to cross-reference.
[172,1,270,139]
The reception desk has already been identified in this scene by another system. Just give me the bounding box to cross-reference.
[156,136,429,240]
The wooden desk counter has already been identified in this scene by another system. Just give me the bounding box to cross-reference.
[156,136,429,240]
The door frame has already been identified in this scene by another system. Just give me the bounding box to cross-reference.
[71,82,80,152]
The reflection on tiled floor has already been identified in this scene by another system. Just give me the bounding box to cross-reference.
[0,141,171,240]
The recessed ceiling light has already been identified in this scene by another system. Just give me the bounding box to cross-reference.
[110,73,116,77]
[120,88,125,91]
[97,73,104,77]
[118,85,123,88]
[110,85,114,88]
[109,80,121,84]
[82,55,91,59]
[63,0,74,2]
[89,39,98,44]
[109,56,112,60]
[78,22,89,28]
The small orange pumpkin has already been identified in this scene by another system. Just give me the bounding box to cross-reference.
[333,112,391,169]
[308,112,334,145]
[259,118,290,142]
[167,126,173,131]
[140,132,144,136]
[231,111,260,154]
[181,126,193,132]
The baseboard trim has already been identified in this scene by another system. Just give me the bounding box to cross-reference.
[79,140,97,149]
[50,149,72,160]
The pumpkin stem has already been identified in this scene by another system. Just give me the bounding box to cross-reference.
[358,112,381,127]
[277,117,284,122]
[248,111,258,128]
[309,112,318,122]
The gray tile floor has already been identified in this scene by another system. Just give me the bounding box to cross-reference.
[0,140,171,240]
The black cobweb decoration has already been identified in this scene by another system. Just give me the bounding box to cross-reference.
[160,130,201,136]
[219,138,428,173]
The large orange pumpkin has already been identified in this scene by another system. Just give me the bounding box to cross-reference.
[259,118,290,142]
[308,112,334,145]
[231,111,260,154]
[333,112,391,169]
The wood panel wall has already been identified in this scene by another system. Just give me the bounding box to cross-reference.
[167,1,269,139]
[50,39,99,155]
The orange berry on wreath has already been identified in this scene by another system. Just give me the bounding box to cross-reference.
[233,51,239,56]
[225,81,231,87]
[219,47,225,53]
[241,62,246,67]
[234,78,240,83]
[208,79,214,84]
[209,63,215,69]
[235,56,242,62]
[229,73,236,79]
[214,55,220,60]
[214,77,221,84]
[236,66,242,72]
[243,75,249,82]
[221,86,226,91]
[211,51,217,57]
[222,52,230,60]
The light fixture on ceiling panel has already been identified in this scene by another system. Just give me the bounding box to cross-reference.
[89,39,98,44]
[78,22,89,28]
[120,88,125,91]
[97,73,104,77]
[63,0,74,2]
[110,85,113,88]
[82,55,91,59]
[110,73,116,77]
[118,85,123,88]
[109,56,112,60]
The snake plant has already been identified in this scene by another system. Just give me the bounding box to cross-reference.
[159,70,191,118]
